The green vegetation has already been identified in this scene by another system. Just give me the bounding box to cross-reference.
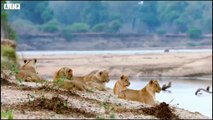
[1,4,17,40]
[10,64,19,75]
[61,27,73,41]
[5,1,212,39]
[187,27,202,39]
[157,29,166,36]
[108,20,122,33]
[1,109,14,120]
[53,77,66,87]
[42,19,60,33]
[1,46,18,70]
[92,23,108,32]
[69,23,90,33]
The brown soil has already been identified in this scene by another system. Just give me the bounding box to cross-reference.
[145,102,179,120]
[115,102,179,120]
[5,96,97,118]
[2,81,179,119]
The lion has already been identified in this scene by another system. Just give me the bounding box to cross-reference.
[118,79,161,105]
[113,75,130,96]
[53,67,88,91]
[53,67,73,81]
[74,70,110,91]
[15,59,44,82]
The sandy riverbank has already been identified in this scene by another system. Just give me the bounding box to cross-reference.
[17,52,212,80]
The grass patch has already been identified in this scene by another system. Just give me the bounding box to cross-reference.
[1,109,14,120]
[1,45,17,63]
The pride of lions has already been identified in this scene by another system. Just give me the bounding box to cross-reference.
[15,58,161,105]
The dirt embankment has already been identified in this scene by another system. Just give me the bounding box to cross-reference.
[1,74,210,119]
[17,33,212,50]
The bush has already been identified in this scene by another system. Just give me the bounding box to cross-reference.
[187,27,202,39]
[92,23,108,32]
[61,27,73,41]
[69,23,89,33]
[157,29,166,36]
[12,19,38,35]
[1,12,17,40]
[108,20,122,33]
[1,45,17,63]
[42,19,60,33]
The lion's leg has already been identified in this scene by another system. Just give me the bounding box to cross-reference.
[90,82,106,91]
[118,92,125,99]
[70,80,86,91]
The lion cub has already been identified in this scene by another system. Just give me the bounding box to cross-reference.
[113,75,130,96]
[15,59,44,82]
[118,79,161,105]
[53,67,87,91]
[74,70,110,91]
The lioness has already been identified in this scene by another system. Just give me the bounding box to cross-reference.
[113,75,130,96]
[15,59,43,82]
[53,67,87,91]
[74,70,110,91]
[118,79,161,105]
[53,67,73,81]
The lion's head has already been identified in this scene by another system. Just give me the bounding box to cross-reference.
[96,70,110,83]
[148,79,161,93]
[63,67,73,80]
[120,75,130,87]
[21,59,38,73]
[23,59,37,68]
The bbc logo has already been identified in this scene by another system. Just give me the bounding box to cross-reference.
[3,3,21,10]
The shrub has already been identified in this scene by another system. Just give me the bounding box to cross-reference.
[12,19,38,35]
[108,20,122,33]
[1,12,17,40]
[1,45,17,63]
[187,27,202,39]
[157,29,166,36]
[92,23,108,32]
[69,23,89,33]
[61,27,73,41]
[42,19,60,33]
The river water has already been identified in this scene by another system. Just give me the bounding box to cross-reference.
[16,49,212,118]
[106,78,212,118]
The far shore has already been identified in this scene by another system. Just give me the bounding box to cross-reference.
[16,51,212,80]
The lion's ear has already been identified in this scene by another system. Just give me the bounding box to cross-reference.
[24,59,27,63]
[120,75,124,80]
[68,69,72,73]
[99,71,103,75]
[34,59,37,63]
[150,80,154,84]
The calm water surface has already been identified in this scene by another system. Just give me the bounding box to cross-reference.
[106,78,212,118]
